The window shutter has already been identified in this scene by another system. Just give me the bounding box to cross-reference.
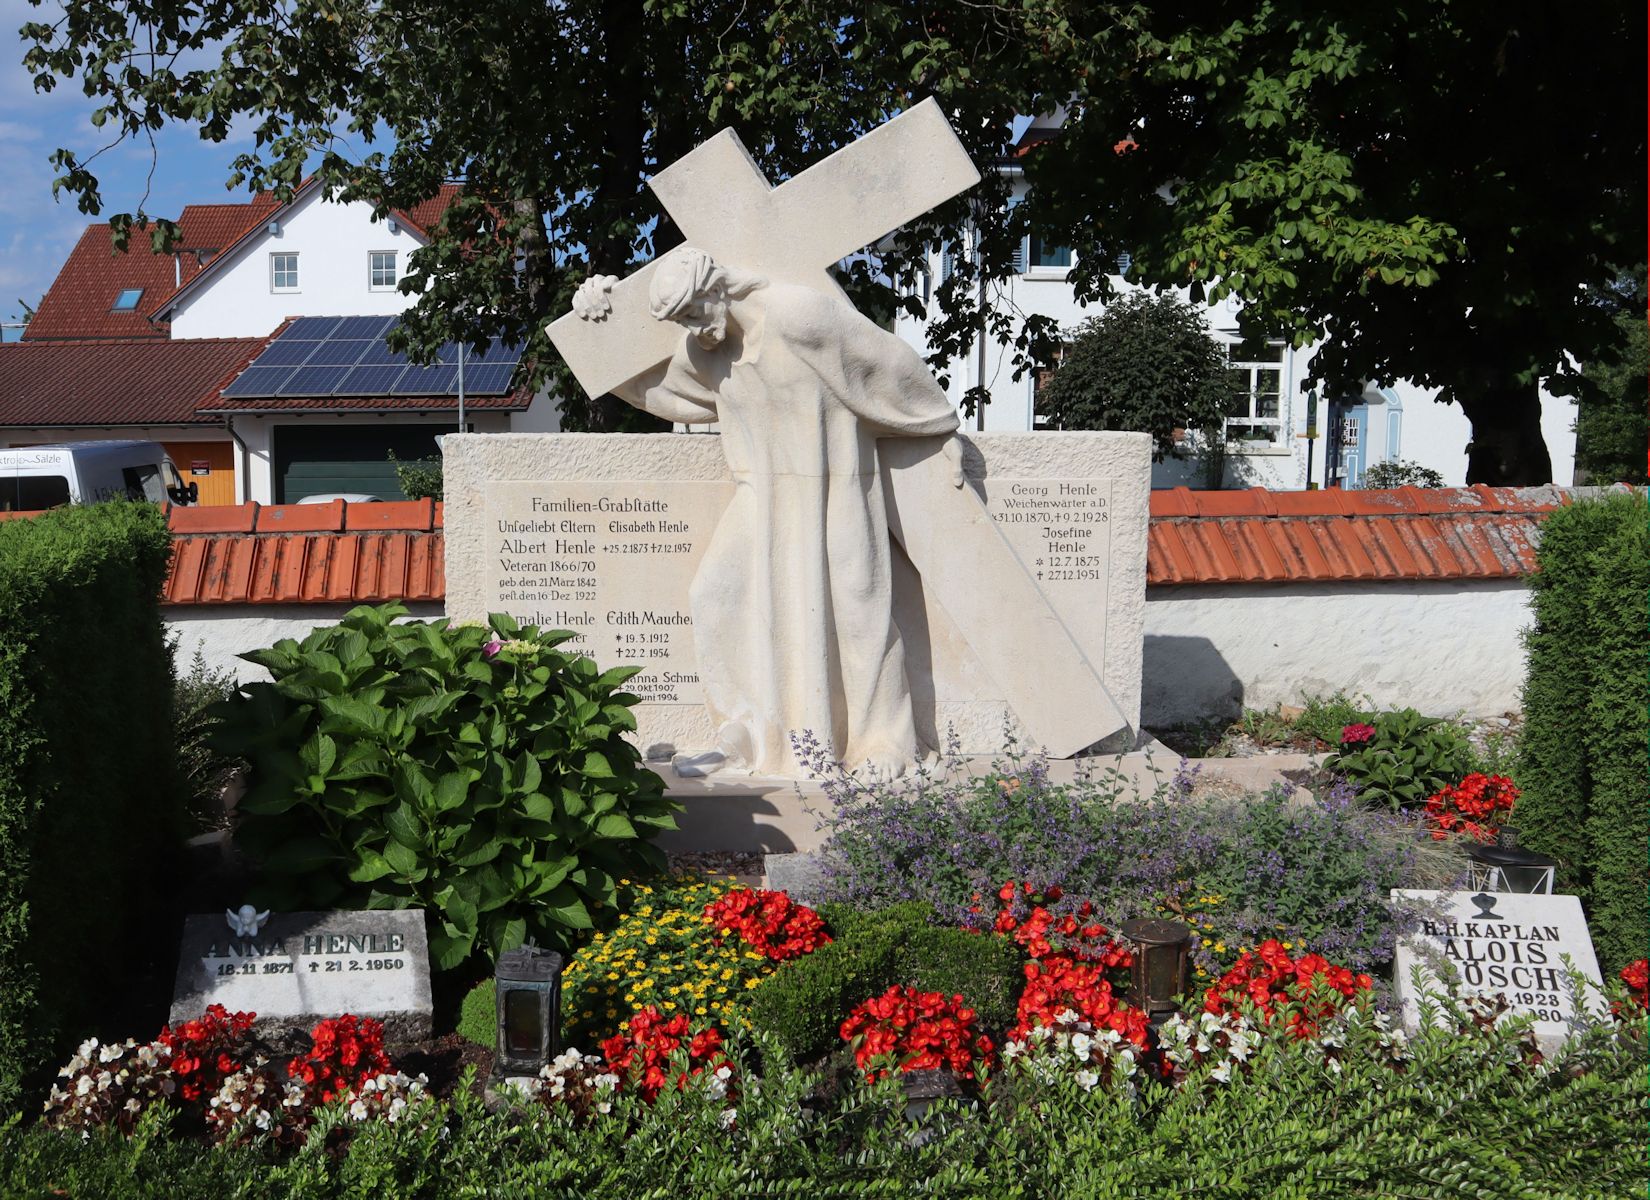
[1011,238,1026,274]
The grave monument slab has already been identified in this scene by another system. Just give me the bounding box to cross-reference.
[171,909,432,1047]
[1392,889,1607,1048]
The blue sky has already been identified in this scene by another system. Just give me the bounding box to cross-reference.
[1,0,268,328]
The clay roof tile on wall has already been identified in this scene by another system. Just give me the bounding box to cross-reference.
[155,489,1564,606]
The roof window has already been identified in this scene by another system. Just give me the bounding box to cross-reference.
[112,288,144,312]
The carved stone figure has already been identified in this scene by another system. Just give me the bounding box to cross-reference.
[573,246,962,776]
[226,904,271,937]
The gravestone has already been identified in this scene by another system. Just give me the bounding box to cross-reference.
[171,909,432,1047]
[1392,889,1607,1047]
[446,431,1149,766]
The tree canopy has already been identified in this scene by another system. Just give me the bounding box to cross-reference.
[1024,1,1646,483]
[1037,292,1232,460]
[21,1,1645,474]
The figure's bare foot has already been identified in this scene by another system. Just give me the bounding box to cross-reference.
[850,742,915,784]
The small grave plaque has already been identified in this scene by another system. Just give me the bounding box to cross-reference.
[171,909,432,1045]
[1392,889,1607,1046]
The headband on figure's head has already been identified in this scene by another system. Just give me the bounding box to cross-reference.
[649,246,720,320]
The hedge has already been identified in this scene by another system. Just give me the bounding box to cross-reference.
[3,1013,1644,1199]
[1517,492,1649,972]
[0,503,182,1111]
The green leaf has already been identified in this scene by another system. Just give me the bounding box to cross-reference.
[538,884,593,930]
[593,813,637,840]
[384,802,424,850]
[428,929,474,973]
[383,839,421,876]
[433,771,470,812]
[348,849,397,883]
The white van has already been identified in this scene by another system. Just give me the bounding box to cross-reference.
[0,441,199,512]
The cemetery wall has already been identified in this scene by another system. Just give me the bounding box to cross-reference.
[158,485,1562,726]
[164,584,1533,722]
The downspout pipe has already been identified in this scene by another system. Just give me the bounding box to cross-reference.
[224,416,249,505]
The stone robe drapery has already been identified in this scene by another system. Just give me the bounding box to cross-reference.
[629,283,959,774]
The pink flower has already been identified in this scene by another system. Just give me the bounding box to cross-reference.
[481,637,504,659]
[1340,723,1376,745]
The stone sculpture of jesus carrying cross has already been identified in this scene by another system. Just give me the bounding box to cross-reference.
[549,99,1128,778]
[572,245,967,778]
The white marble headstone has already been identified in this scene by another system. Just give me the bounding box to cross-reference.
[171,909,432,1046]
[1392,889,1606,1047]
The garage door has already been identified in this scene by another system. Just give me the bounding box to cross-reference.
[273,424,452,503]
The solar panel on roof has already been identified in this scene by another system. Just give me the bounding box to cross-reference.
[279,364,352,397]
[459,363,516,395]
[253,340,323,367]
[221,366,298,397]
[285,316,342,340]
[306,339,373,366]
[476,338,524,365]
[435,343,463,364]
[338,364,411,395]
[355,340,410,366]
[396,365,460,395]
[335,315,396,340]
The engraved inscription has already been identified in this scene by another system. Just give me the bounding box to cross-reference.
[482,481,733,704]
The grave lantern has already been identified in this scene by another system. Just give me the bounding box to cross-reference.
[492,945,564,1079]
[1466,843,1558,894]
[1120,918,1192,1019]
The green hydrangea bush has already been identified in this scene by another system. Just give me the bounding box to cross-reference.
[211,604,679,969]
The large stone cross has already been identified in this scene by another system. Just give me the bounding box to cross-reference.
[546,101,1128,754]
[548,98,980,399]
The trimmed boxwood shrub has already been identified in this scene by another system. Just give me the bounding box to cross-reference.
[747,902,1022,1063]
[211,605,681,971]
[1517,492,1649,972]
[0,503,182,1110]
[2,1009,1644,1198]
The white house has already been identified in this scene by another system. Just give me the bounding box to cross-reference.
[895,121,1577,489]
[5,180,564,504]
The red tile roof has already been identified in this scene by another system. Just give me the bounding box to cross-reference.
[0,336,271,427]
[25,226,181,341]
[395,185,462,238]
[25,201,283,342]
[153,488,1568,605]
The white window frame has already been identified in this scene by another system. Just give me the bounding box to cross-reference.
[1223,339,1290,453]
[1025,232,1074,279]
[270,252,300,293]
[368,250,397,291]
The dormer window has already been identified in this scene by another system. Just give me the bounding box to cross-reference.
[112,288,144,311]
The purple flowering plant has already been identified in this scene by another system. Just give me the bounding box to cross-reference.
[797,730,1467,977]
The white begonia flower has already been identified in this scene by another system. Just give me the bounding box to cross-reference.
[715,1064,733,1081]
[1075,1069,1100,1091]
[1069,1032,1093,1060]
[125,1098,142,1113]
[719,1108,738,1129]
[75,1076,94,1096]
[596,1100,613,1115]
[77,1039,98,1059]
[1055,1009,1078,1026]
[98,1043,124,1063]
[1210,1063,1233,1084]
[350,1099,369,1121]
[1003,1040,1025,1059]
